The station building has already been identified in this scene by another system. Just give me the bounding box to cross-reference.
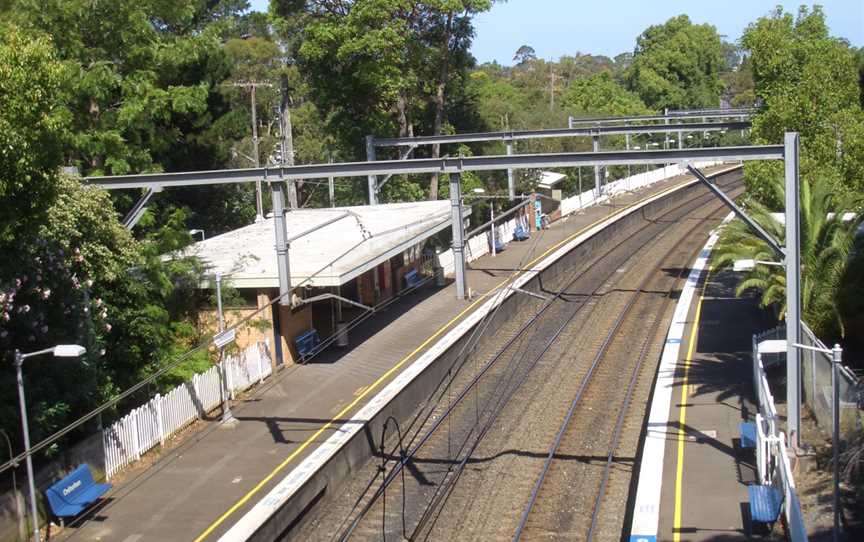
[186,201,468,366]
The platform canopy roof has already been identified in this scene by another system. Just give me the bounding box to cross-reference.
[185,201,464,289]
[537,171,566,189]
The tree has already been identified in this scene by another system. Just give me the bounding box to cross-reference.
[277,0,491,202]
[562,72,650,117]
[0,26,67,244]
[741,6,864,205]
[626,15,724,110]
[713,176,863,341]
[513,45,537,64]
[9,0,236,176]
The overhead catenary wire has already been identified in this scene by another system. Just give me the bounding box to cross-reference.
[338,174,742,540]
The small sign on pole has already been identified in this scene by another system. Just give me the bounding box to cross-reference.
[213,328,236,349]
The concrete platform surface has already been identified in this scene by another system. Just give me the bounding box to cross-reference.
[655,268,777,541]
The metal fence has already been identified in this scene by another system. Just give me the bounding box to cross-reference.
[103,341,272,478]
[753,325,860,437]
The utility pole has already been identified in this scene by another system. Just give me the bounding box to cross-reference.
[279,74,298,209]
[230,81,274,221]
[549,62,556,111]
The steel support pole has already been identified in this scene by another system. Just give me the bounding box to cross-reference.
[450,172,467,300]
[785,132,802,448]
[13,354,39,542]
[365,136,378,205]
[215,274,233,422]
[328,158,335,207]
[251,86,264,222]
[831,343,842,542]
[625,132,631,178]
[271,180,292,305]
[490,201,496,257]
[592,135,601,196]
[678,130,683,150]
[506,140,515,201]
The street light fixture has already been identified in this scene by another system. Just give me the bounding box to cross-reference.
[13,344,86,542]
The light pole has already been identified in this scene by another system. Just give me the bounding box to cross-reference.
[13,344,86,542]
[214,274,235,424]
[189,229,205,242]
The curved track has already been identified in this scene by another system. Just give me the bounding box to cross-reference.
[289,172,743,542]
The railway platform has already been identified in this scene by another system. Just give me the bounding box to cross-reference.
[629,259,779,541]
[59,165,733,542]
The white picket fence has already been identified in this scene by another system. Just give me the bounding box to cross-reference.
[438,161,725,275]
[103,341,272,478]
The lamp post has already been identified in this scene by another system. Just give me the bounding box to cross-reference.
[13,344,86,542]
[214,273,235,424]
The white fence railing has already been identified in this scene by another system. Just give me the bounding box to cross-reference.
[103,341,272,478]
[752,329,808,541]
[438,161,725,276]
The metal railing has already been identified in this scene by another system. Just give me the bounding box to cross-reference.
[753,325,860,435]
[752,330,808,541]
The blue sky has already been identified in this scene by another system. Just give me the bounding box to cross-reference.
[249,0,863,65]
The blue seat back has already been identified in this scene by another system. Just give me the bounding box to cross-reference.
[748,485,783,523]
[513,225,529,241]
[295,329,320,356]
[46,465,94,510]
[404,269,420,287]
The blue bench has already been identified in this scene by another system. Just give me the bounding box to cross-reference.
[513,225,530,241]
[739,421,757,448]
[404,269,422,290]
[748,484,783,531]
[45,464,111,525]
[294,329,320,360]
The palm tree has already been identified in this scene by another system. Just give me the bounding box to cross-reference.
[714,175,863,340]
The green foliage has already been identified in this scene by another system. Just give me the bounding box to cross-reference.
[279,0,492,205]
[714,175,863,341]
[626,15,724,110]
[0,27,68,243]
[0,174,208,450]
[562,72,650,117]
[741,6,864,203]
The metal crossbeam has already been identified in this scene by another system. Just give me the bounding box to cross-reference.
[567,109,754,128]
[372,121,750,148]
[86,145,782,190]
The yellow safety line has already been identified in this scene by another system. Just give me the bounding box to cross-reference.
[672,265,712,542]
[195,173,723,541]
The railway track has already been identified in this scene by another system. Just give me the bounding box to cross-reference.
[511,196,735,542]
[289,173,743,542]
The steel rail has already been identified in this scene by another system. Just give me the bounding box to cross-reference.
[84,146,782,190]
[338,173,741,541]
[371,121,750,147]
[512,187,741,541]
[584,201,736,541]
[418,178,743,542]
